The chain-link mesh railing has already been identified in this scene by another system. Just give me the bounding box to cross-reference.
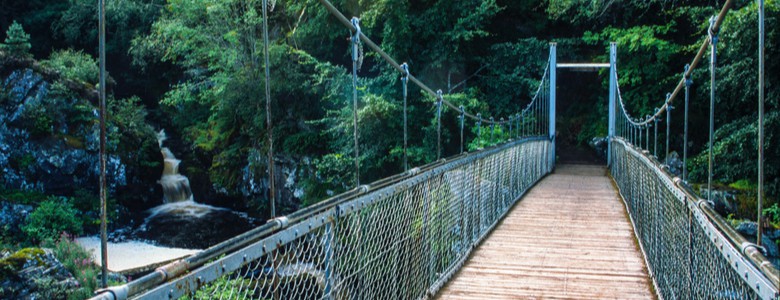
[111,138,551,300]
[610,138,779,300]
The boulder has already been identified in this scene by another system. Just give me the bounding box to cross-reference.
[0,248,78,300]
[0,201,33,238]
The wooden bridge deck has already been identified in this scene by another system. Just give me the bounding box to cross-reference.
[436,164,654,299]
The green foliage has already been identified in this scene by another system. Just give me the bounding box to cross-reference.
[180,276,255,300]
[41,49,99,85]
[764,203,780,226]
[45,234,102,300]
[729,179,757,191]
[108,96,160,173]
[0,21,32,58]
[689,112,780,201]
[0,188,48,206]
[21,198,83,244]
[584,23,682,117]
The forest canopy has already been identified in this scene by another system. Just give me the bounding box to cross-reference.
[0,0,776,219]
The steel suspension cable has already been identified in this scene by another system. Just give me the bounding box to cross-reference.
[401,63,409,171]
[319,0,549,127]
[351,17,361,186]
[262,0,276,218]
[756,0,765,248]
[708,16,718,204]
[98,0,108,288]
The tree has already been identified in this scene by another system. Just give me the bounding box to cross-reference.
[1,21,32,58]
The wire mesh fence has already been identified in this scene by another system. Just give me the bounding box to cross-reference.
[610,138,779,300]
[131,138,552,300]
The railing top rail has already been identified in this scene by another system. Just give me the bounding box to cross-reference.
[90,136,550,300]
[612,138,779,298]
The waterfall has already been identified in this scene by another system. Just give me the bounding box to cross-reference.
[157,130,193,203]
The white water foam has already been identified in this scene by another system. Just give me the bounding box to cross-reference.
[75,236,199,272]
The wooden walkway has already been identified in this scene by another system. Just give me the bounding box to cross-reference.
[437,164,654,299]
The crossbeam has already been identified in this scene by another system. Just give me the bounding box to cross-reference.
[557,63,610,71]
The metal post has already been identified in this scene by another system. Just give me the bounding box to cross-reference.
[757,0,765,246]
[500,118,505,141]
[645,115,650,151]
[490,117,495,143]
[98,0,108,288]
[550,43,557,166]
[459,105,465,154]
[638,123,643,150]
[436,89,443,160]
[654,109,659,158]
[351,17,361,186]
[515,113,520,139]
[666,93,672,164]
[262,0,276,218]
[477,113,482,147]
[401,63,409,171]
[508,116,513,140]
[608,43,617,165]
[521,113,525,138]
[684,64,691,181]
[708,16,718,202]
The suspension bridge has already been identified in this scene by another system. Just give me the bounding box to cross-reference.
[91,0,778,299]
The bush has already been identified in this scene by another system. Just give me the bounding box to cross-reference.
[46,234,101,300]
[0,21,32,58]
[21,198,82,244]
[41,49,99,85]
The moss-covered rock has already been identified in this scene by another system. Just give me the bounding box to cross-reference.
[0,247,77,300]
[0,247,45,280]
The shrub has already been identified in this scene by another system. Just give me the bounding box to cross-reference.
[0,21,32,58]
[41,49,99,85]
[764,203,780,226]
[46,234,100,300]
[21,198,82,244]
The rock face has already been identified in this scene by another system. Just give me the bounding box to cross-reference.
[0,202,33,239]
[664,151,684,177]
[698,187,739,216]
[0,248,78,300]
[132,201,264,249]
[0,69,126,196]
[589,137,608,160]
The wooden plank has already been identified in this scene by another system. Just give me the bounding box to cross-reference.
[436,164,655,300]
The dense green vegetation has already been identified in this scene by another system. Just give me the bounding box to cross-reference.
[1,0,776,221]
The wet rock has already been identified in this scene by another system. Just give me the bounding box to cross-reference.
[0,201,33,238]
[699,188,738,216]
[0,248,78,300]
[0,69,127,196]
[132,201,264,249]
[664,151,684,177]
[588,137,608,160]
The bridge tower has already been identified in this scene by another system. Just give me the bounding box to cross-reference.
[549,43,557,168]
[608,42,617,165]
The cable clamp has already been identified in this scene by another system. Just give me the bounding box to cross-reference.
[273,216,289,229]
[407,167,420,176]
[708,16,719,45]
[740,241,767,257]
[400,62,409,82]
[93,285,129,300]
[683,64,693,87]
[351,17,361,43]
